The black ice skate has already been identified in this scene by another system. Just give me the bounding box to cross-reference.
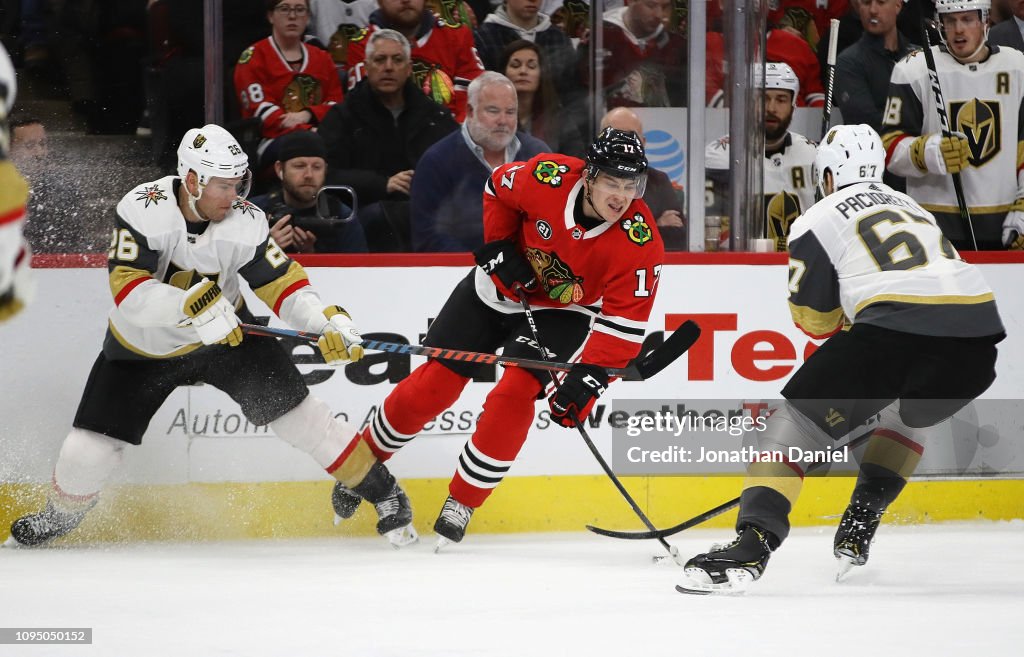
[433,495,474,552]
[677,525,775,595]
[834,503,883,581]
[350,462,418,547]
[5,499,95,548]
[331,481,362,525]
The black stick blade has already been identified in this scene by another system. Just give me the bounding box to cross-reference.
[585,496,740,541]
[634,320,701,380]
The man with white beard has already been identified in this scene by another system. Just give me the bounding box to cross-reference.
[409,71,550,251]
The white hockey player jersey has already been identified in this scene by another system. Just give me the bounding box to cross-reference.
[706,131,817,250]
[787,180,1003,340]
[106,176,329,359]
[881,45,1024,248]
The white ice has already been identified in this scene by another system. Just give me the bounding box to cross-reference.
[1,522,1021,657]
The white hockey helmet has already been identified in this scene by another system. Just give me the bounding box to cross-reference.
[935,0,990,15]
[0,43,15,119]
[176,124,252,198]
[763,62,800,106]
[813,124,885,197]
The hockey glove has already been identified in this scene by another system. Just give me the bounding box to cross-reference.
[548,363,609,428]
[910,132,970,174]
[180,278,243,347]
[1002,200,1024,250]
[0,243,33,323]
[317,306,364,365]
[474,239,538,294]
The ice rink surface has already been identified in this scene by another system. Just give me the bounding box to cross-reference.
[1,522,1021,657]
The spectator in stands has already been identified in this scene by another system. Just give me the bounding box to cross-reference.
[580,0,687,108]
[234,0,344,167]
[343,0,485,121]
[989,0,1024,49]
[499,40,586,157]
[474,0,581,104]
[769,0,851,53]
[250,131,369,253]
[9,115,48,166]
[410,71,549,251]
[834,0,916,191]
[318,29,459,251]
[599,107,686,250]
[766,26,826,106]
[310,0,378,69]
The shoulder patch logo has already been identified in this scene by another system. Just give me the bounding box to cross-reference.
[135,183,168,208]
[536,220,552,240]
[351,27,370,43]
[238,46,254,65]
[232,199,258,219]
[533,160,571,187]
[193,133,207,149]
[620,213,653,246]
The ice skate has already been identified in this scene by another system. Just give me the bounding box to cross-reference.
[349,461,418,547]
[433,495,474,553]
[834,503,883,581]
[677,525,774,595]
[4,500,94,548]
[331,481,362,526]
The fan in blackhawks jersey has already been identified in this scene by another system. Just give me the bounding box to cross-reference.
[5,125,418,549]
[880,0,1024,250]
[328,127,664,551]
[680,125,1004,594]
[705,63,817,251]
[0,42,33,323]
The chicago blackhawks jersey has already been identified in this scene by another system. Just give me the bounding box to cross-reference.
[234,37,344,139]
[787,180,1003,340]
[706,131,817,250]
[344,11,483,122]
[106,176,330,359]
[881,45,1024,247]
[481,154,665,369]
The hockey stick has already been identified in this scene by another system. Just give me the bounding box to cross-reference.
[512,288,693,566]
[239,320,700,382]
[586,427,877,541]
[920,19,978,250]
[820,18,840,139]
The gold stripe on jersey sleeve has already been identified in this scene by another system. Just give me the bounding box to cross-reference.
[788,302,844,339]
[110,265,154,299]
[252,260,310,314]
[0,161,29,218]
[880,130,907,153]
[1017,141,1023,172]
[922,202,1011,214]
[743,462,804,506]
[108,320,202,359]
[854,292,995,316]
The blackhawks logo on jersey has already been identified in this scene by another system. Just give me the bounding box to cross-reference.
[621,213,653,246]
[533,160,571,187]
[525,248,585,304]
[282,74,324,112]
[412,61,454,107]
[238,46,254,65]
[329,23,367,65]
[135,183,168,208]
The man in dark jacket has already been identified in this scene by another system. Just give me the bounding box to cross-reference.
[318,28,459,251]
[989,0,1024,51]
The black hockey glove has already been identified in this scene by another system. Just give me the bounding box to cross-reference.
[474,239,538,294]
[548,363,609,428]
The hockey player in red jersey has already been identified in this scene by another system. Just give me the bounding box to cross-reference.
[329,128,665,549]
[5,125,417,549]
[342,0,484,121]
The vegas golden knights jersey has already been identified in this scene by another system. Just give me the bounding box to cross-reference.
[787,180,1003,340]
[706,132,817,251]
[881,45,1024,248]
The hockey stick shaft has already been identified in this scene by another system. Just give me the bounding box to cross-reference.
[587,426,877,540]
[240,323,644,379]
[512,288,683,564]
[821,18,840,139]
[920,20,978,250]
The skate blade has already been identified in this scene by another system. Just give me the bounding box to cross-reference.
[2,535,24,548]
[384,524,418,549]
[333,513,343,527]
[433,535,454,554]
[835,554,858,582]
[676,567,754,595]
